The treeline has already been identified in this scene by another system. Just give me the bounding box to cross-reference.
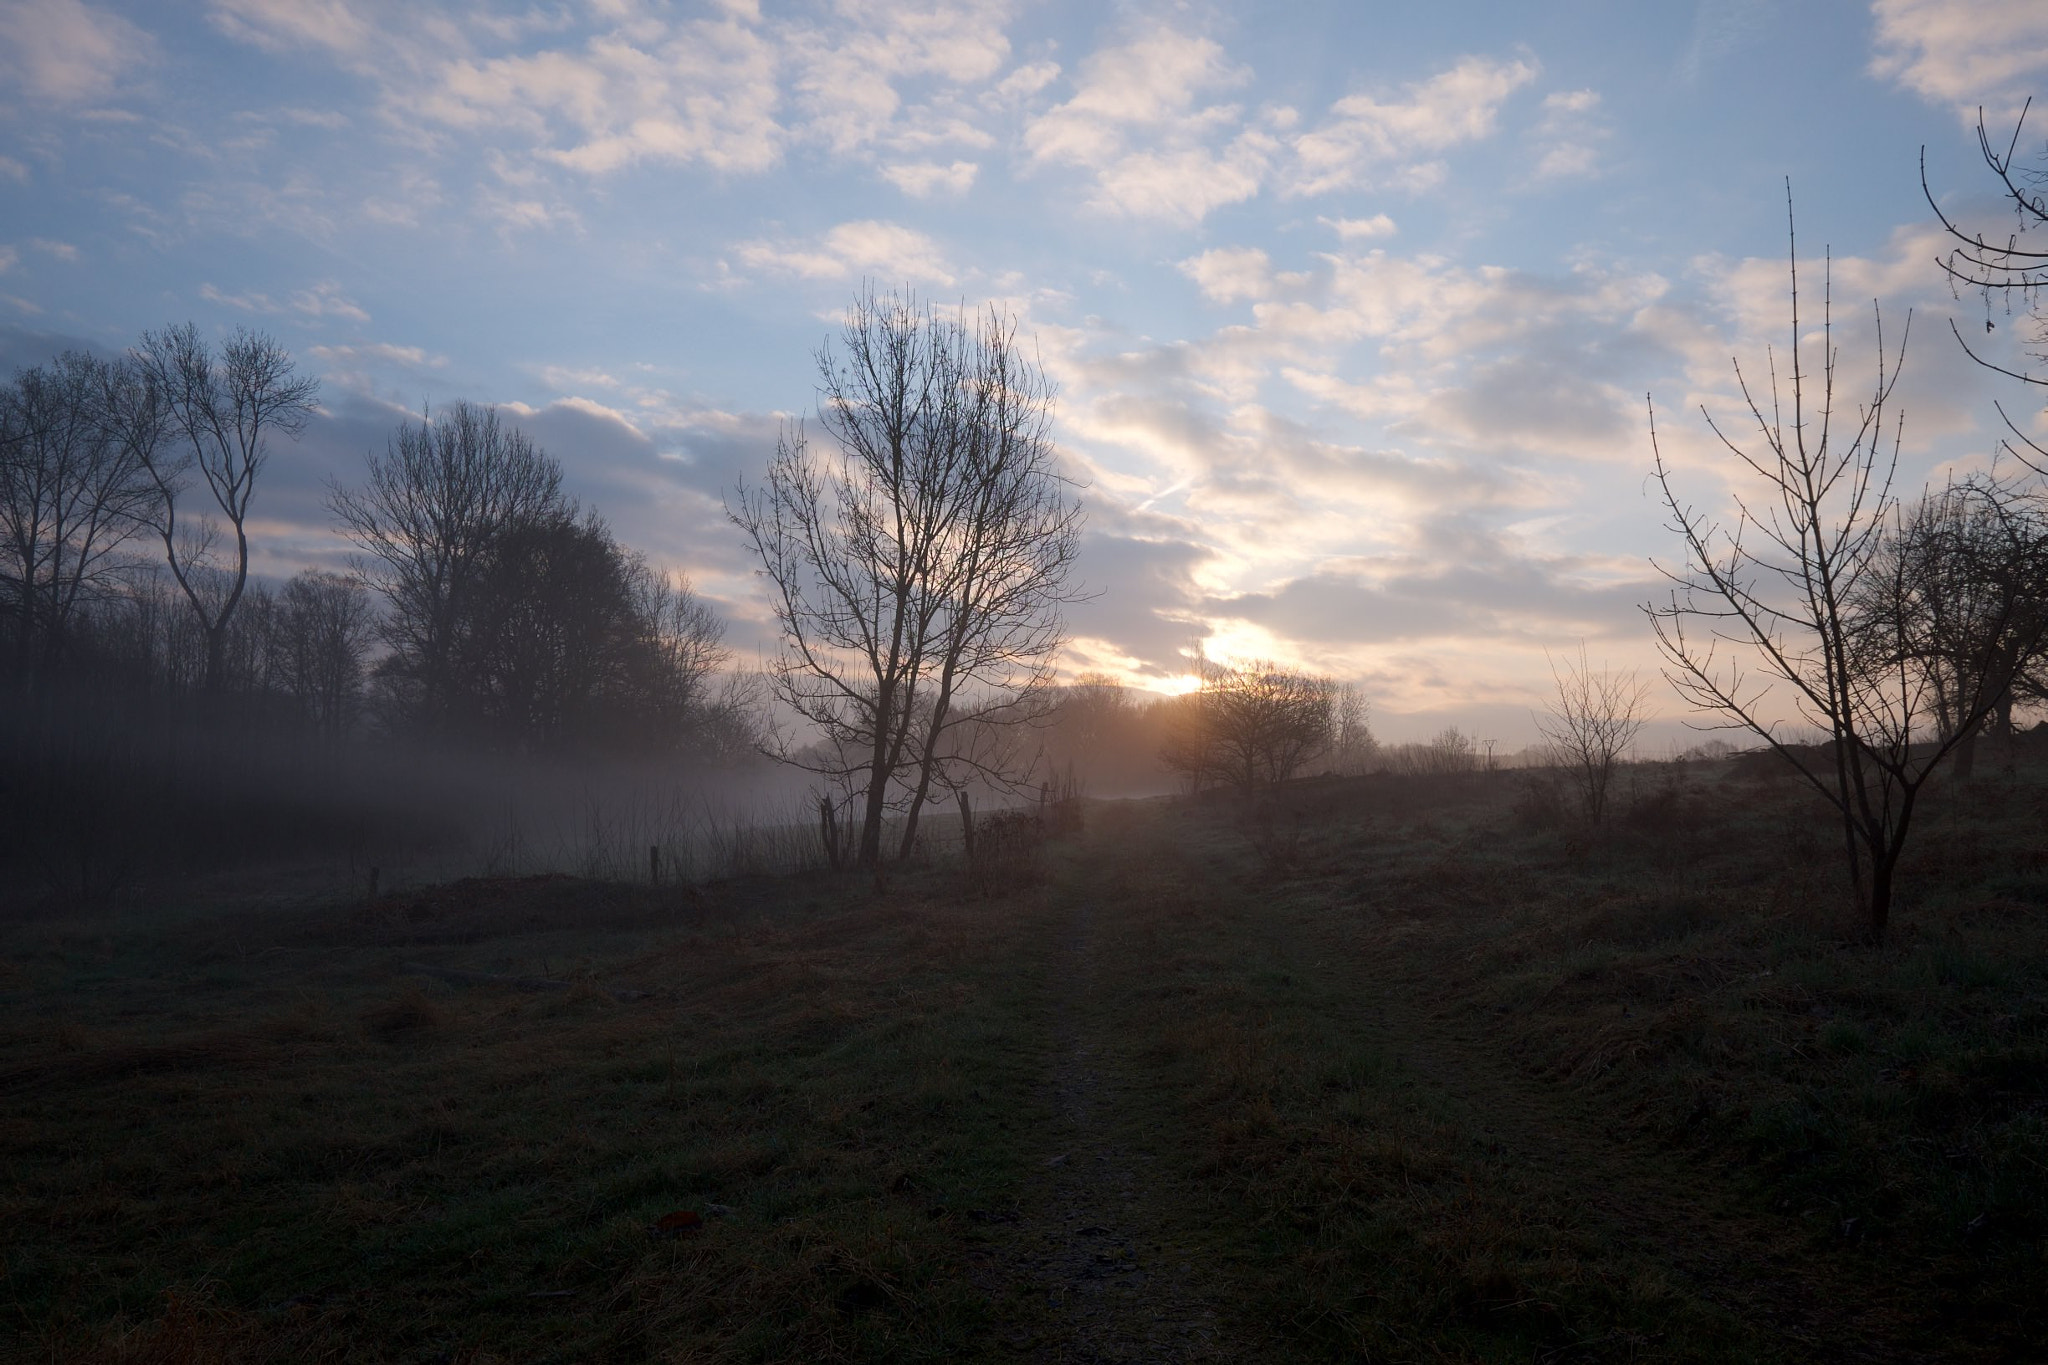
[0,327,757,897]
[1036,665,1518,798]
[0,329,749,759]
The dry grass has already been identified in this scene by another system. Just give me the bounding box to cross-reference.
[4,760,2044,1361]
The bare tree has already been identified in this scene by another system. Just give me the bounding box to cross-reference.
[1330,682,1377,775]
[731,287,1084,867]
[1854,476,2048,778]
[0,352,160,678]
[329,402,564,730]
[1533,644,1649,824]
[620,555,732,738]
[130,324,318,693]
[1922,100,2048,473]
[268,569,377,742]
[1158,657,1335,797]
[1645,196,2030,942]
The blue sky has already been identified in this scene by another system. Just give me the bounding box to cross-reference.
[5,0,2048,740]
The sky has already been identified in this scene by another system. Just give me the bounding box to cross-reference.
[6,0,2048,744]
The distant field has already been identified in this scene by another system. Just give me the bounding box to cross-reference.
[2,760,2043,1362]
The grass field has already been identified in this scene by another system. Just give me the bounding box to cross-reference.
[3,758,2044,1362]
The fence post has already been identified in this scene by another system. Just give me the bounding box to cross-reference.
[820,796,841,871]
[957,789,976,864]
[649,844,660,885]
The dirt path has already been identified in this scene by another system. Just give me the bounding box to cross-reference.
[965,888,1262,1363]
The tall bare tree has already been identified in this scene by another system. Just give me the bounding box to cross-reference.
[130,324,317,694]
[732,287,1084,867]
[1533,644,1648,824]
[1646,196,2032,942]
[1330,682,1377,775]
[0,352,160,678]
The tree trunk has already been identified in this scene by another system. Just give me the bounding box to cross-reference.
[1953,724,1978,781]
[897,691,953,862]
[1867,852,1894,946]
[203,621,227,695]
[857,681,895,867]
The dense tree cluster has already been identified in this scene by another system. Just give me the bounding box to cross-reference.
[0,331,744,763]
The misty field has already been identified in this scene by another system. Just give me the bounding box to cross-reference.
[3,758,2045,1363]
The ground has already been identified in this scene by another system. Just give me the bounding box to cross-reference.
[2,761,2044,1362]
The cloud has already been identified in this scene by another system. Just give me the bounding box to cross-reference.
[1319,214,1397,241]
[200,282,277,312]
[1179,246,1276,304]
[0,248,16,275]
[28,238,78,261]
[1287,55,1538,197]
[881,159,978,196]
[1869,0,2048,119]
[200,279,369,324]
[785,0,1012,156]
[410,14,784,176]
[0,0,153,104]
[208,0,379,58]
[206,0,1026,196]
[732,219,956,286]
[1023,26,1276,224]
[306,341,448,393]
[1527,88,1608,183]
[1677,0,1777,86]
[290,281,370,323]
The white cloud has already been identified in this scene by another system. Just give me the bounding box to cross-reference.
[989,58,1059,103]
[0,247,18,274]
[1179,246,1274,304]
[291,280,369,323]
[0,0,153,104]
[1288,55,1538,197]
[0,156,26,181]
[786,0,1013,156]
[308,341,445,368]
[732,219,956,286]
[882,159,978,196]
[1319,213,1397,240]
[410,16,784,176]
[200,282,277,311]
[198,278,367,323]
[535,364,622,392]
[207,0,378,58]
[1024,26,1275,224]
[1870,0,2048,120]
[1527,87,1608,183]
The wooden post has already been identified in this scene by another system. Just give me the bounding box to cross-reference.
[649,844,660,885]
[820,796,841,871]
[957,789,976,864]
[368,866,380,901]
